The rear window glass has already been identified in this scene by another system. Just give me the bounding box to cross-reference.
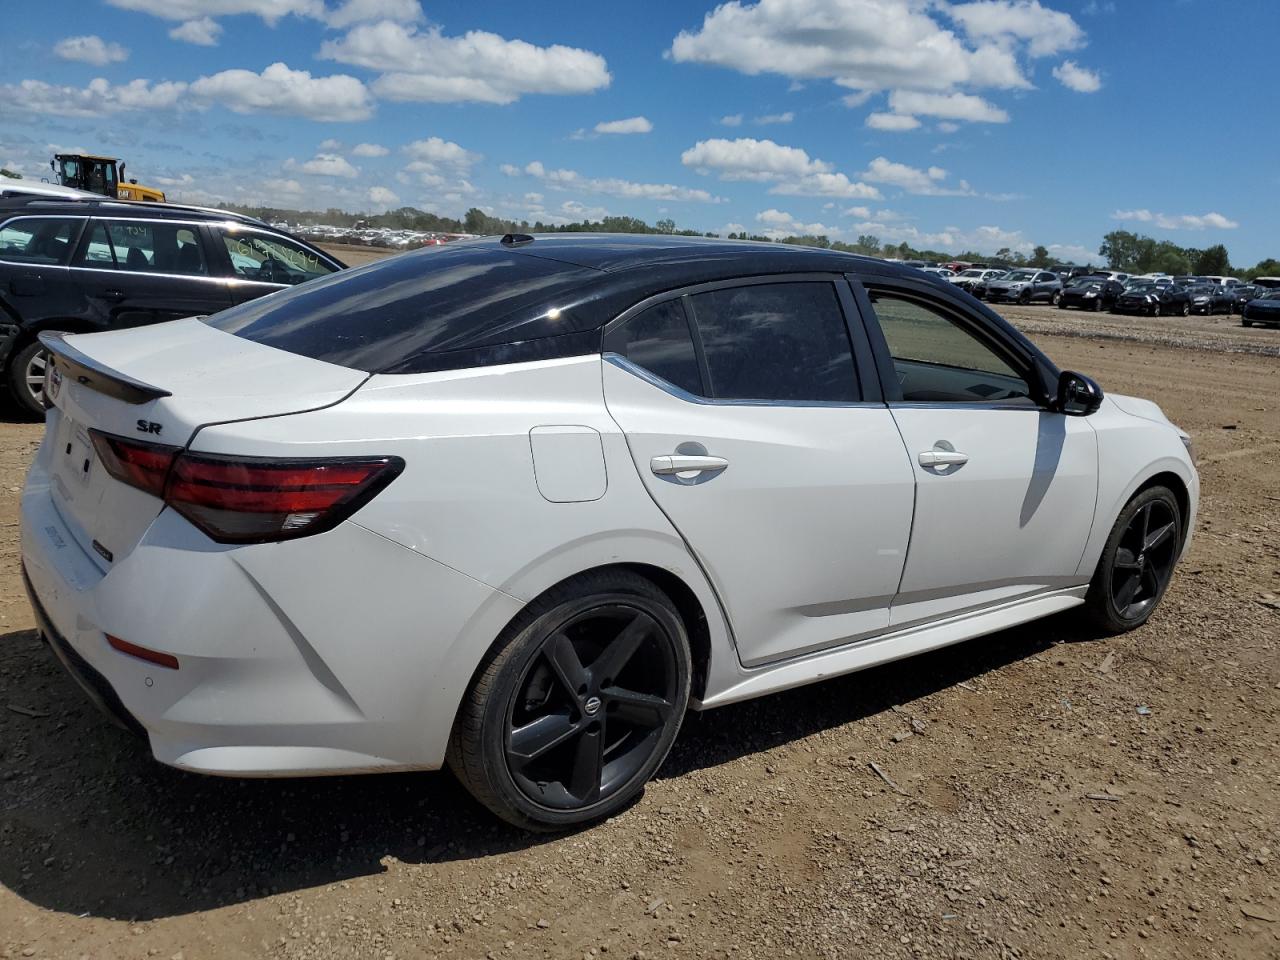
[204,244,603,373]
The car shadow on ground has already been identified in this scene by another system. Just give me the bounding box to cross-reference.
[0,611,1106,922]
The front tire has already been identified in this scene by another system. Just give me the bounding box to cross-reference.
[7,341,48,419]
[1181,301,1191,317]
[1051,290,1062,306]
[1083,486,1182,634]
[448,571,692,831]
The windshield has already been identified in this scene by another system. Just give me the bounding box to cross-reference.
[1005,270,1036,281]
[1069,278,1103,287]
[1126,282,1157,293]
[959,269,984,277]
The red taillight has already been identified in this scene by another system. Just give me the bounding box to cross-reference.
[90,432,179,498]
[89,431,403,544]
[165,453,404,543]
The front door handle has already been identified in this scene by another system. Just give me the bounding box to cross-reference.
[918,449,969,467]
[650,454,729,476]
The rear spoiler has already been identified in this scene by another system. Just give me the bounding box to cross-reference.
[39,331,171,405]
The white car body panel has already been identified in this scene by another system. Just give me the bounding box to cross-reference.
[886,406,1098,625]
[602,358,915,666]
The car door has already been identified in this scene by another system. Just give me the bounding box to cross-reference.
[1035,272,1058,302]
[210,225,342,305]
[858,281,1099,628]
[70,218,232,328]
[602,277,915,667]
[0,216,84,321]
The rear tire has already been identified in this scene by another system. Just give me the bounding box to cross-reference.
[1181,301,1191,317]
[1083,486,1182,634]
[7,341,48,419]
[1051,290,1062,306]
[448,570,692,831]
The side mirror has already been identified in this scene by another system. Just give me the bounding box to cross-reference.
[1055,370,1104,416]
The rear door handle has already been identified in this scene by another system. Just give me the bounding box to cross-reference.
[650,454,729,476]
[918,449,969,467]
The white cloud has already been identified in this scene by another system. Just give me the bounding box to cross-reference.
[106,0,322,24]
[863,156,972,195]
[866,112,921,131]
[754,208,840,238]
[262,177,305,195]
[321,21,610,104]
[318,138,344,151]
[947,0,1084,58]
[169,18,222,45]
[54,35,129,65]
[190,62,372,120]
[0,77,187,118]
[1047,242,1099,264]
[681,136,883,199]
[403,136,479,168]
[367,185,400,206]
[326,0,424,29]
[718,113,743,126]
[1052,60,1102,93]
[887,90,1009,122]
[670,0,1032,93]
[594,116,653,135]
[852,220,1034,255]
[1112,209,1239,230]
[754,111,794,124]
[352,142,389,157]
[937,121,960,133]
[293,153,360,178]
[498,163,521,177]
[522,161,723,203]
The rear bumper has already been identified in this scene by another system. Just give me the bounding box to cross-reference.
[20,450,524,777]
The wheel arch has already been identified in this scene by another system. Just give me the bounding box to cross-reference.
[1132,470,1192,549]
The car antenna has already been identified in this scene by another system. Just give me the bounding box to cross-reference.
[500,233,535,246]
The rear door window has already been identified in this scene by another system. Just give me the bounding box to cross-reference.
[104,221,209,276]
[0,217,81,265]
[687,282,860,403]
[603,299,703,396]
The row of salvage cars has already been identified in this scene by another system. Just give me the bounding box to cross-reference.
[943,266,1278,324]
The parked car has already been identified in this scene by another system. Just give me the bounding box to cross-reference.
[1240,289,1280,327]
[950,267,1005,293]
[1058,276,1124,312]
[22,234,1198,829]
[1088,270,1131,284]
[0,180,98,201]
[919,266,955,279]
[1185,284,1217,315]
[1112,281,1192,316]
[0,197,346,414]
[1225,284,1261,314]
[978,269,1063,305]
[1207,284,1237,315]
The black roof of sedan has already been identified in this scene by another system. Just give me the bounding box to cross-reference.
[0,196,268,226]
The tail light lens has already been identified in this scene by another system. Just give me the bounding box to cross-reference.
[89,431,403,544]
[90,433,179,498]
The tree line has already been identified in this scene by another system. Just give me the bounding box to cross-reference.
[224,203,1278,279]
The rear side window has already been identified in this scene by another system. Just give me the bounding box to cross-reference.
[688,282,859,403]
[102,221,209,276]
[0,217,80,265]
[604,299,702,396]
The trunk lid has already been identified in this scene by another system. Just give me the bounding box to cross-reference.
[41,318,367,570]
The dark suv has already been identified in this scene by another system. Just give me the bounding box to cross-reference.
[0,198,346,414]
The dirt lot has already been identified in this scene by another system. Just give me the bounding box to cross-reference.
[1,285,1277,959]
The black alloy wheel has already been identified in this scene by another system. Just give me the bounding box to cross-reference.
[449,571,691,830]
[1018,289,1031,304]
[1181,301,1191,317]
[1084,486,1182,633]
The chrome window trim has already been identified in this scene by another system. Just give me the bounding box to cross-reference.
[605,353,884,410]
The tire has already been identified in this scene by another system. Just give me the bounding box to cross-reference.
[7,341,48,419]
[448,570,692,831]
[1018,289,1031,305]
[1181,301,1191,317]
[1151,303,1161,317]
[1094,298,1106,312]
[1051,290,1062,306]
[1083,485,1182,635]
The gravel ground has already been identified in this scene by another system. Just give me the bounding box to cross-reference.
[0,289,1277,959]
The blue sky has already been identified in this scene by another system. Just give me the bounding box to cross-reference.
[2,0,1275,264]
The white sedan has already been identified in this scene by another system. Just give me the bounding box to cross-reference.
[21,235,1197,830]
